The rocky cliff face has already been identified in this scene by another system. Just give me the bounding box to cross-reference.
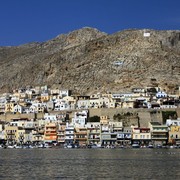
[0,27,179,94]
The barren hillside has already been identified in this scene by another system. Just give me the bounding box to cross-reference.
[0,27,179,94]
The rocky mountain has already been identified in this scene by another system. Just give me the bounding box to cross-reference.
[0,27,180,94]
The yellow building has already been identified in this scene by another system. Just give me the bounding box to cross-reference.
[5,103,15,113]
[17,128,25,144]
[5,125,18,144]
[121,101,134,108]
[100,116,109,125]
[41,93,50,102]
[168,126,180,145]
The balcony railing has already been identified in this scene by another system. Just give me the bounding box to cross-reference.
[151,136,168,139]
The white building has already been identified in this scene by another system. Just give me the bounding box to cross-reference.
[14,104,23,114]
[166,118,180,126]
[44,113,57,123]
[60,90,70,98]
[72,110,88,127]
[65,123,74,145]
[156,91,167,98]
[77,99,90,109]
[0,124,5,140]
[54,99,69,111]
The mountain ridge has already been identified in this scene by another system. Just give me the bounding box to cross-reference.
[0,27,179,94]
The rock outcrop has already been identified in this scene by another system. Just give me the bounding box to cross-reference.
[0,27,179,94]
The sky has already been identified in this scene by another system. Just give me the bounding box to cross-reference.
[0,0,180,46]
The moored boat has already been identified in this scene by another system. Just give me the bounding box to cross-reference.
[132,144,140,148]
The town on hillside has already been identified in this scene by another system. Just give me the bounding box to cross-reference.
[0,85,180,148]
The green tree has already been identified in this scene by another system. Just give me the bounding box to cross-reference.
[88,116,100,122]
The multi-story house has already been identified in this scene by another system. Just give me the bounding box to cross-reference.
[149,122,168,146]
[117,127,132,146]
[160,100,177,109]
[16,128,25,144]
[156,91,167,98]
[110,122,123,132]
[23,121,37,144]
[14,104,24,114]
[72,110,88,127]
[44,123,58,143]
[50,89,60,97]
[132,127,151,146]
[25,89,36,99]
[166,118,180,126]
[59,90,71,98]
[132,88,146,95]
[30,102,46,113]
[54,99,69,111]
[65,123,74,145]
[41,93,50,102]
[4,124,18,145]
[86,122,101,145]
[168,126,180,145]
[0,102,5,114]
[112,93,122,100]
[100,123,117,146]
[44,113,57,123]
[5,102,15,113]
[100,116,109,125]
[89,97,111,108]
[46,101,54,111]
[77,99,90,109]
[57,122,66,145]
[32,130,44,144]
[10,95,19,103]
[74,127,87,147]
[62,96,76,110]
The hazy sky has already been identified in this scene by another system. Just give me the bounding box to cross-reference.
[0,0,180,46]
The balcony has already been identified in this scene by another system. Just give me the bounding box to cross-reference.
[151,136,168,140]
[75,132,87,135]
[152,129,168,133]
[44,133,57,136]
[6,132,16,135]
[57,138,65,142]
[65,136,74,140]
[44,136,57,140]
[75,137,87,141]
[46,128,56,131]
[88,137,100,140]
[65,131,74,135]
[57,132,65,136]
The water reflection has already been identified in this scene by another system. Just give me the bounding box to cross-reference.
[0,149,180,179]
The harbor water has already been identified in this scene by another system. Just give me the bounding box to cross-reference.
[0,148,180,180]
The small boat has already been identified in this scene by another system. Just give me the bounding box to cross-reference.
[148,144,154,148]
[132,144,140,148]
[66,144,73,148]
[91,144,98,148]
[156,144,162,148]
